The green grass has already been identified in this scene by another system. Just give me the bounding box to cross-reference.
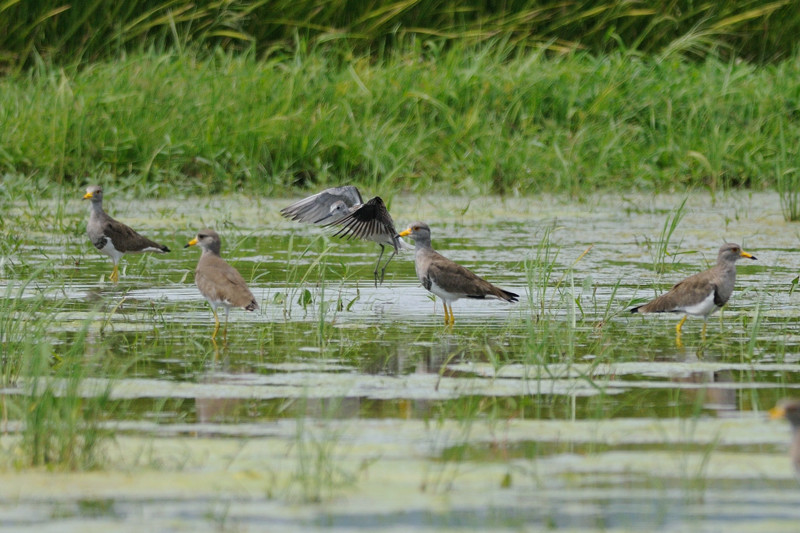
[775,118,800,221]
[3,44,800,196]
[648,197,687,275]
[15,325,116,470]
[2,0,797,72]
[0,268,60,386]
[0,282,128,470]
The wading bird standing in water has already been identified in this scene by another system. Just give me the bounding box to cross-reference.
[398,222,519,326]
[83,185,170,283]
[185,229,258,341]
[630,243,756,346]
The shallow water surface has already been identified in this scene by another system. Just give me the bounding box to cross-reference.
[0,191,799,531]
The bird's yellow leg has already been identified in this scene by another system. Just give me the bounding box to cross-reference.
[222,310,230,343]
[674,315,687,347]
[110,264,119,283]
[701,321,708,340]
[211,309,220,340]
[449,304,455,326]
[211,337,219,361]
[443,303,454,326]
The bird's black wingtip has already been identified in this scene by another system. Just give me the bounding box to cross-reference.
[629,306,640,314]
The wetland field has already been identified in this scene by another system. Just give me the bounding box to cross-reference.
[0,189,798,531]
[4,2,800,531]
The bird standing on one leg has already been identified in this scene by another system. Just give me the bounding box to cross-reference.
[185,229,258,341]
[83,185,170,283]
[398,222,518,326]
[630,243,756,345]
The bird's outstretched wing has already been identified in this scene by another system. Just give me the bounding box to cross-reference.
[280,186,364,225]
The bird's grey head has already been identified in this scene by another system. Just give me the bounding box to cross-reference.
[82,185,104,204]
[315,200,350,224]
[717,243,757,264]
[310,200,350,224]
[185,228,222,255]
[330,200,349,216]
[398,222,432,244]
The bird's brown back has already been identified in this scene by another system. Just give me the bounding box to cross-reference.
[196,254,258,310]
[419,249,518,302]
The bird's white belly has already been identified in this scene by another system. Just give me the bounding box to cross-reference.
[681,291,718,317]
[96,238,124,263]
[428,280,464,303]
